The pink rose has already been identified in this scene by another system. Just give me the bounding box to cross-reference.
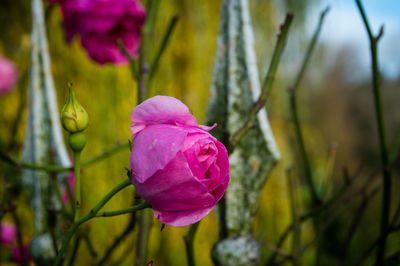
[0,222,16,246]
[52,0,146,64]
[0,57,18,95]
[11,245,32,263]
[130,96,230,227]
[62,172,75,204]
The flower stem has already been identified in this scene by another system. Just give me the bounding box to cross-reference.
[354,1,390,265]
[73,151,81,222]
[54,178,137,266]
[95,202,151,217]
[184,222,200,266]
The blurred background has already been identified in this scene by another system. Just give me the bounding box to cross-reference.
[0,0,399,265]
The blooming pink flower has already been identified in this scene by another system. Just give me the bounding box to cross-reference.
[0,57,18,95]
[130,96,230,227]
[51,0,146,64]
[62,172,75,204]
[11,245,32,263]
[0,222,16,246]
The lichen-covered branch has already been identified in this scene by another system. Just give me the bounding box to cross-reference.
[21,0,72,263]
[206,0,283,265]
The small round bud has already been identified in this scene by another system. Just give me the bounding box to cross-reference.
[68,132,87,152]
[61,84,89,133]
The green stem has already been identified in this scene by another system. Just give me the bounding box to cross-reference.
[54,178,137,266]
[148,15,179,81]
[230,13,293,149]
[67,235,81,266]
[354,1,390,265]
[81,142,129,168]
[286,168,301,263]
[184,222,200,266]
[73,151,81,222]
[0,142,129,173]
[118,40,139,80]
[95,202,151,217]
[135,208,152,266]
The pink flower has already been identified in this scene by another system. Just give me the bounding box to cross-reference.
[130,96,230,227]
[11,245,32,263]
[62,172,75,204]
[0,57,18,95]
[52,0,146,64]
[0,222,16,246]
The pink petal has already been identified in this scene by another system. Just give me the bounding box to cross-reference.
[133,152,215,212]
[130,125,187,183]
[154,206,215,227]
[0,222,16,245]
[130,96,198,137]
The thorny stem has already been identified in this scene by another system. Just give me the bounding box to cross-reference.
[354,1,390,265]
[230,13,293,150]
[54,178,144,266]
[184,222,200,266]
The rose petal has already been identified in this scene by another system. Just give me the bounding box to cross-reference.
[154,206,214,227]
[134,152,215,212]
[130,125,187,183]
[130,96,198,137]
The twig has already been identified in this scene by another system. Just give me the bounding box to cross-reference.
[263,240,295,263]
[67,235,81,266]
[286,168,301,265]
[230,13,293,149]
[82,231,98,258]
[289,6,330,207]
[97,202,137,265]
[118,40,139,80]
[337,187,380,266]
[354,1,390,265]
[265,169,376,265]
[184,222,200,266]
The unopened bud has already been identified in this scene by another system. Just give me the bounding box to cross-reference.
[61,84,89,133]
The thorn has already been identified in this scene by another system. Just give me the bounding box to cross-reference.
[160,223,166,232]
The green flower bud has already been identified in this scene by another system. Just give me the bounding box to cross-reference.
[68,132,87,152]
[61,84,89,133]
